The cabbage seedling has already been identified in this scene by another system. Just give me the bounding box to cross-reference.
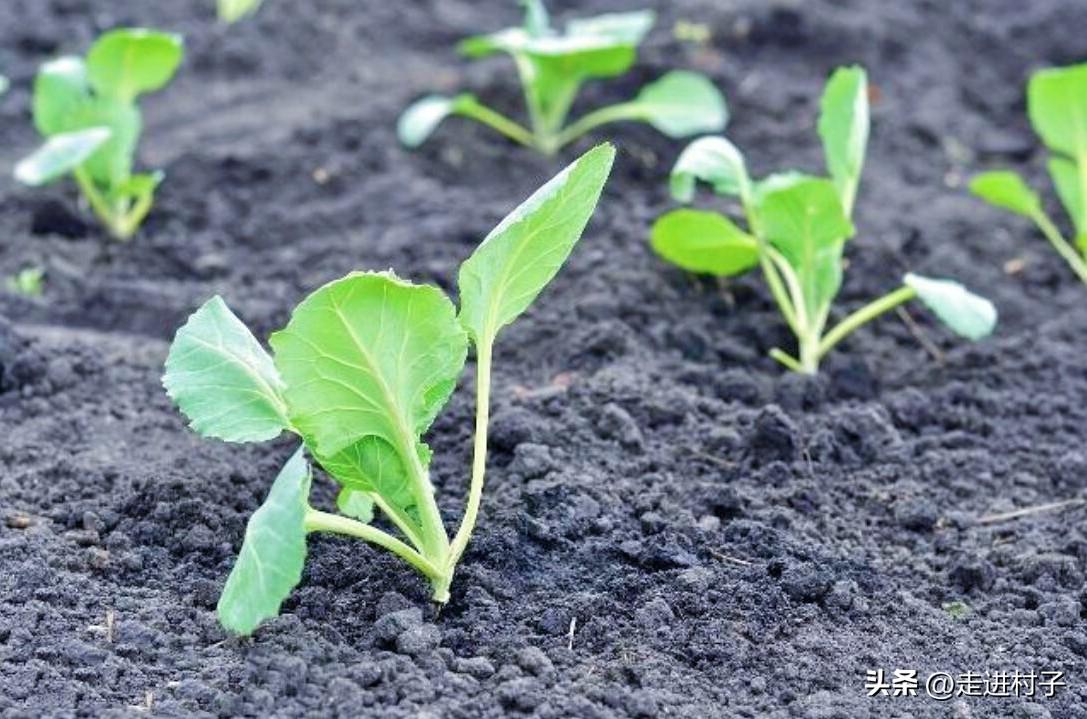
[163,144,615,635]
[398,0,726,156]
[970,62,1087,286]
[14,29,183,240]
[651,67,996,374]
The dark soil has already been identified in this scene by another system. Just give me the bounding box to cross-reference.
[2,0,1086,717]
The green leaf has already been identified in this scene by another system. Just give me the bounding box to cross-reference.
[336,487,375,523]
[0,75,7,95]
[5,267,45,298]
[32,56,89,136]
[968,171,1041,218]
[217,446,311,636]
[521,0,551,37]
[753,171,819,202]
[629,71,727,138]
[14,126,111,186]
[270,270,468,473]
[219,0,264,23]
[64,96,141,187]
[458,143,615,343]
[1048,157,1086,245]
[759,178,854,315]
[163,295,291,443]
[112,171,163,202]
[818,65,869,213]
[650,209,758,276]
[398,94,469,148]
[1027,63,1087,159]
[565,10,655,45]
[670,136,749,202]
[319,436,422,536]
[903,273,997,341]
[86,28,183,102]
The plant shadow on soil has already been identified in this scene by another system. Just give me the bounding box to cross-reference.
[1,1,1086,717]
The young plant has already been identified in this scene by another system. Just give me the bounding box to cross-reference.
[398,0,726,156]
[970,62,1087,286]
[163,144,615,635]
[14,29,183,240]
[5,267,44,297]
[651,66,996,374]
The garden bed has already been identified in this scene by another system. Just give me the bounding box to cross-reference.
[1,0,1085,716]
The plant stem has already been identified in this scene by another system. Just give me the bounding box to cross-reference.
[1031,210,1087,286]
[304,509,442,581]
[446,339,494,577]
[371,494,426,553]
[73,167,128,240]
[769,348,804,373]
[457,98,536,149]
[553,102,639,151]
[816,285,917,360]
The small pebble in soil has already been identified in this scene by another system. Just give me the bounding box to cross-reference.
[395,624,442,656]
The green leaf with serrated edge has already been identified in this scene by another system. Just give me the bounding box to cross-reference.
[14,127,111,186]
[670,136,749,202]
[86,29,183,103]
[458,143,615,343]
[1048,157,1086,245]
[1028,63,1087,159]
[629,71,727,138]
[271,271,468,489]
[32,56,89,136]
[818,66,869,213]
[758,178,854,315]
[219,0,264,23]
[336,487,375,523]
[398,95,470,148]
[903,273,997,341]
[163,295,290,443]
[968,171,1041,218]
[217,446,310,636]
[650,209,758,276]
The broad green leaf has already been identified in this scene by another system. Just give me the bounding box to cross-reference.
[218,446,311,635]
[336,487,375,523]
[759,178,853,314]
[86,29,183,103]
[903,273,997,341]
[670,136,749,202]
[818,65,869,213]
[398,94,469,148]
[753,171,819,203]
[163,295,291,443]
[1027,63,1087,159]
[629,71,727,138]
[319,436,422,536]
[219,0,264,23]
[65,96,141,187]
[458,143,615,342]
[32,56,89,136]
[565,10,655,45]
[650,209,758,276]
[968,171,1041,218]
[270,270,468,467]
[13,127,111,186]
[1048,157,1086,246]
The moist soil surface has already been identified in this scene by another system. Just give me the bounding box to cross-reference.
[2,1,1086,717]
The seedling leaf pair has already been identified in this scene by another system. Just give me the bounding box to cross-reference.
[164,144,615,635]
[970,62,1087,284]
[652,66,996,373]
[398,0,725,155]
[15,29,183,240]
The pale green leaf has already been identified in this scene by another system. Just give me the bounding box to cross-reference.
[458,143,615,343]
[0,75,7,95]
[86,28,183,102]
[64,96,141,187]
[217,446,311,636]
[818,65,869,213]
[1048,157,1086,244]
[903,273,997,341]
[759,178,853,314]
[968,171,1041,218]
[1027,63,1087,159]
[163,295,290,443]
[336,487,375,523]
[629,71,727,138]
[670,136,749,202]
[219,0,264,23]
[521,0,550,37]
[398,94,469,148]
[270,271,468,469]
[753,171,819,202]
[32,56,89,136]
[650,209,758,276]
[319,436,422,536]
[14,126,111,186]
[565,10,655,45]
